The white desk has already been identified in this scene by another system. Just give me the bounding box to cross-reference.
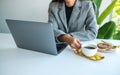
[0,33,120,75]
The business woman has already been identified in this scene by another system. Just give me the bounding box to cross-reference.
[48,0,98,49]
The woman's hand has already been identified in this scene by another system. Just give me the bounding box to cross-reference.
[58,34,82,49]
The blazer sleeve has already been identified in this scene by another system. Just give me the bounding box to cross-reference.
[70,2,98,41]
[48,2,66,43]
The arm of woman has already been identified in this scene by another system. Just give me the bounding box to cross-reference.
[48,8,81,49]
[48,2,66,43]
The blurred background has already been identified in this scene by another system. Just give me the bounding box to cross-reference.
[112,0,120,40]
[0,0,111,33]
[0,0,51,33]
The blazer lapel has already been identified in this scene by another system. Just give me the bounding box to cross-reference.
[58,3,68,32]
[68,0,82,27]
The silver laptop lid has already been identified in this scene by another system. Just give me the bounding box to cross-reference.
[6,19,58,55]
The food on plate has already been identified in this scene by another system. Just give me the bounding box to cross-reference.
[90,53,104,60]
[97,41,112,50]
[97,40,120,52]
[97,40,115,52]
[74,49,104,61]
[75,49,81,54]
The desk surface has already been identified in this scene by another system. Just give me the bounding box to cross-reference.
[0,33,120,75]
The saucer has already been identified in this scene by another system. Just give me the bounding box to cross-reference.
[74,49,104,61]
[98,48,116,53]
[97,40,120,53]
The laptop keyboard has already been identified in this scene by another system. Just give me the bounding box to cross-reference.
[56,43,68,53]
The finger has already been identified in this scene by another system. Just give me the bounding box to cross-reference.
[71,42,81,49]
[77,40,81,45]
[75,43,81,49]
[76,39,82,48]
[70,44,78,49]
[74,41,81,49]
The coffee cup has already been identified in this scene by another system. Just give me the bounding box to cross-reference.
[81,44,98,57]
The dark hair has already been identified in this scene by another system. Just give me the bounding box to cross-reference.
[52,0,64,3]
[52,0,92,3]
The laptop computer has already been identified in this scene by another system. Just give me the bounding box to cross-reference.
[6,19,67,55]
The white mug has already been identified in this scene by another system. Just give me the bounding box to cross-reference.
[81,44,98,57]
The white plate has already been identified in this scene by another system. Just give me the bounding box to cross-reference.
[97,40,117,53]
[98,48,116,53]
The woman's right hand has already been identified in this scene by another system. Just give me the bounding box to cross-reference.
[58,34,82,49]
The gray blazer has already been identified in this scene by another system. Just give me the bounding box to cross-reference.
[48,0,98,42]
